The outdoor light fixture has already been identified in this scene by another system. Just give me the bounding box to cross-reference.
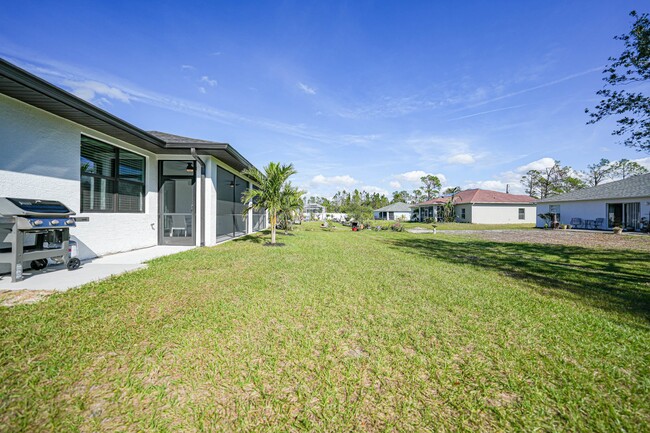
[185,162,194,173]
[228,181,235,188]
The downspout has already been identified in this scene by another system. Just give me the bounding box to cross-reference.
[190,148,206,247]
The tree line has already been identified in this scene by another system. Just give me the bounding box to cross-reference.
[521,158,647,199]
[307,175,463,221]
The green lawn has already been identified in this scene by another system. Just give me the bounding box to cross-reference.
[363,221,536,230]
[1,225,648,432]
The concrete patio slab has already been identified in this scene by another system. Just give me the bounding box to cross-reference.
[0,245,195,292]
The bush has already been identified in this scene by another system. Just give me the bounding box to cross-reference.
[391,222,404,232]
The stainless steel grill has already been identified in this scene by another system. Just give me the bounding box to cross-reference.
[0,197,80,282]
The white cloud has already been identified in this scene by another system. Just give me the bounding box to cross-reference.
[394,170,428,183]
[200,76,217,87]
[361,185,389,196]
[463,179,524,194]
[311,174,357,186]
[515,157,556,173]
[198,87,206,94]
[393,170,447,185]
[298,82,316,95]
[632,157,650,170]
[389,180,401,189]
[181,64,195,70]
[63,80,131,103]
[447,153,475,165]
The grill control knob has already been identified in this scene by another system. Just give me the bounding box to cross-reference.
[50,220,60,226]
[65,219,75,225]
[32,220,43,226]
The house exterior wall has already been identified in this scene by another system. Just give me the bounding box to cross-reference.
[469,204,536,224]
[455,204,472,222]
[0,94,160,260]
[536,199,650,229]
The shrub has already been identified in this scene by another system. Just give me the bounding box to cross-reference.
[391,222,404,232]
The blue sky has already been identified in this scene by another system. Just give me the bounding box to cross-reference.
[2,1,649,197]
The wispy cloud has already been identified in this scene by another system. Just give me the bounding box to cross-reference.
[200,75,218,87]
[447,104,526,121]
[62,79,132,103]
[298,82,316,95]
[447,153,475,165]
[4,55,386,150]
[457,67,603,111]
[181,64,195,70]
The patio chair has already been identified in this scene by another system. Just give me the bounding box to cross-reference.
[594,218,605,229]
[570,217,583,228]
[170,215,187,237]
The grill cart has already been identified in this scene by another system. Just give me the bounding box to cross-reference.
[0,197,80,282]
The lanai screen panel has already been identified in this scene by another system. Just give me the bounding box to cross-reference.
[216,166,248,241]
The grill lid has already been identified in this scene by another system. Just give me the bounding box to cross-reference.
[0,197,75,216]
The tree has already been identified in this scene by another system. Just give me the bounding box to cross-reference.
[443,186,461,196]
[611,158,649,179]
[520,160,585,199]
[278,183,305,234]
[391,190,410,203]
[412,189,424,204]
[586,11,650,153]
[420,175,441,200]
[241,162,297,244]
[585,158,613,186]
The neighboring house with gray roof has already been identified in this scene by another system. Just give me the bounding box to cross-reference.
[373,202,412,221]
[536,173,650,231]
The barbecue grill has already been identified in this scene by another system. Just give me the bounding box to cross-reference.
[0,197,80,282]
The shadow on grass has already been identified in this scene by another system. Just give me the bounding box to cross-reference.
[232,233,266,244]
[387,237,650,322]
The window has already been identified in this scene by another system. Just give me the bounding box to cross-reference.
[80,136,145,212]
[548,204,561,224]
[518,208,525,220]
[460,208,466,219]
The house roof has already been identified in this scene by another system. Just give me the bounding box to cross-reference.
[454,189,536,204]
[411,189,535,207]
[537,173,650,203]
[0,58,255,172]
[148,131,254,172]
[374,202,412,212]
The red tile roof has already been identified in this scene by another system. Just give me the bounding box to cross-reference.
[413,189,535,206]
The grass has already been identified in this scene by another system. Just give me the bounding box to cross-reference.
[337,220,536,231]
[1,223,648,432]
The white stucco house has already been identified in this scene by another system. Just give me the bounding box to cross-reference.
[373,202,411,220]
[411,189,537,224]
[0,58,267,263]
[536,174,650,231]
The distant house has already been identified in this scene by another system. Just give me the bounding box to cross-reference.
[536,174,650,231]
[373,202,412,220]
[411,189,537,224]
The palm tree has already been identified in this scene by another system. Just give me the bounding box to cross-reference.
[241,162,297,244]
[278,183,305,234]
